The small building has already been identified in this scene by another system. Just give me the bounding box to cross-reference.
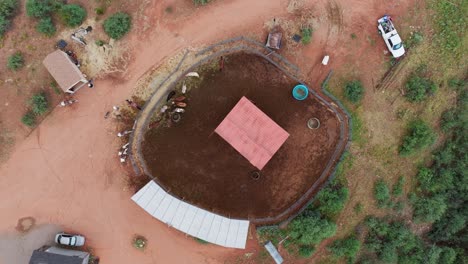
[29,246,90,264]
[43,50,88,94]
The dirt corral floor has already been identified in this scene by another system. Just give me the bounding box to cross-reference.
[142,53,340,220]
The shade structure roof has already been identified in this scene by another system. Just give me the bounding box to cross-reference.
[43,50,86,92]
[215,96,289,170]
[132,181,249,249]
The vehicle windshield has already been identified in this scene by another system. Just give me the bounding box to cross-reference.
[393,43,403,50]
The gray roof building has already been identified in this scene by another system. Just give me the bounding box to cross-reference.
[29,246,90,264]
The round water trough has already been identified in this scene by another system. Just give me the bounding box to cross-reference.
[307,118,320,129]
[292,84,309,100]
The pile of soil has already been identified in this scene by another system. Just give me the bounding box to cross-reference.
[142,53,340,220]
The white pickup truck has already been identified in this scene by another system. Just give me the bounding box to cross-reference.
[378,15,405,58]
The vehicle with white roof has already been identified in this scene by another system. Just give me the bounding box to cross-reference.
[378,15,405,58]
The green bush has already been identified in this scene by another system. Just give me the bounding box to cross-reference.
[412,195,447,223]
[103,12,131,39]
[374,179,390,208]
[404,75,437,102]
[289,214,336,245]
[7,52,24,70]
[29,92,48,115]
[0,0,18,17]
[316,182,349,217]
[406,31,424,48]
[392,176,404,196]
[399,120,436,156]
[439,247,457,264]
[95,39,105,46]
[26,0,55,18]
[298,245,315,258]
[328,236,360,261]
[21,111,36,127]
[59,4,86,27]
[36,17,56,36]
[193,0,210,5]
[0,15,9,35]
[95,6,104,15]
[301,27,312,44]
[344,80,364,103]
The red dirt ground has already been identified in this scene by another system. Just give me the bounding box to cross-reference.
[142,53,340,220]
[0,0,419,263]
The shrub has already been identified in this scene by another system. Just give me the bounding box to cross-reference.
[412,195,447,223]
[193,0,210,5]
[374,179,390,208]
[426,245,443,264]
[316,183,349,217]
[344,81,364,103]
[289,214,336,245]
[36,17,56,36]
[26,0,55,18]
[439,247,457,264]
[95,40,105,46]
[132,235,147,250]
[29,92,48,115]
[301,27,312,44]
[95,6,104,15]
[0,0,18,17]
[392,176,404,196]
[404,75,437,102]
[59,4,86,27]
[298,245,315,258]
[399,120,436,156]
[7,52,24,70]
[103,12,131,39]
[0,15,9,36]
[21,111,36,127]
[406,31,424,48]
[328,236,360,261]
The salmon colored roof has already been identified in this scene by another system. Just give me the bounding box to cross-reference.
[43,50,86,92]
[215,97,289,170]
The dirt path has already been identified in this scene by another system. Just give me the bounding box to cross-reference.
[0,0,417,263]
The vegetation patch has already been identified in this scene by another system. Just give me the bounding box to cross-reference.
[0,0,19,37]
[328,235,360,263]
[316,180,349,218]
[404,74,437,103]
[301,27,312,45]
[193,0,210,6]
[344,80,364,104]
[7,51,24,70]
[399,119,436,156]
[104,12,132,40]
[21,111,36,127]
[132,235,147,250]
[36,17,56,37]
[29,92,49,115]
[59,4,86,27]
[374,179,391,208]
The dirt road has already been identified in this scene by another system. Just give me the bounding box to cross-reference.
[0,0,416,263]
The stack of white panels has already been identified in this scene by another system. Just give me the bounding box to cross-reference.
[131,181,249,249]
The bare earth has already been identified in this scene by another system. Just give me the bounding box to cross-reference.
[0,0,418,263]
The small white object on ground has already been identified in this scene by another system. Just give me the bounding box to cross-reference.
[174,108,185,113]
[160,105,168,113]
[322,55,330,65]
[182,84,187,94]
[185,72,199,78]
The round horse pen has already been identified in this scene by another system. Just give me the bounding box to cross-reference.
[131,40,348,224]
